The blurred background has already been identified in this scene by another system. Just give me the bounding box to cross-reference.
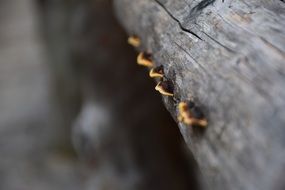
[0,0,199,189]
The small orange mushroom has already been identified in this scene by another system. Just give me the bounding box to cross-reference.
[137,52,154,67]
[149,65,164,78]
[127,35,141,47]
[155,80,174,96]
[178,101,207,127]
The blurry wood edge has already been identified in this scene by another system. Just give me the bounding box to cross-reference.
[113,0,285,190]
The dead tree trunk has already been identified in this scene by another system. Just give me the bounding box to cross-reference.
[114,0,285,190]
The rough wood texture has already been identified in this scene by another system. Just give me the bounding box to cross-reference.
[114,0,285,190]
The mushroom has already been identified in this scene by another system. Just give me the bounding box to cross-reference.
[155,80,174,96]
[127,35,141,47]
[149,65,164,78]
[178,101,208,127]
[137,52,154,67]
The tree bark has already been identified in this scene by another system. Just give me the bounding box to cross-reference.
[114,0,285,190]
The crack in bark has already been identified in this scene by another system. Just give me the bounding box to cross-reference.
[154,0,203,40]
[174,41,199,64]
[201,31,236,53]
[173,41,209,74]
[189,0,216,19]
[260,37,285,58]
[154,0,236,53]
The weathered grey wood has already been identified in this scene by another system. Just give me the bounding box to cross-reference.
[114,0,285,189]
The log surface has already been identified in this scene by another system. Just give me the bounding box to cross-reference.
[114,0,285,189]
